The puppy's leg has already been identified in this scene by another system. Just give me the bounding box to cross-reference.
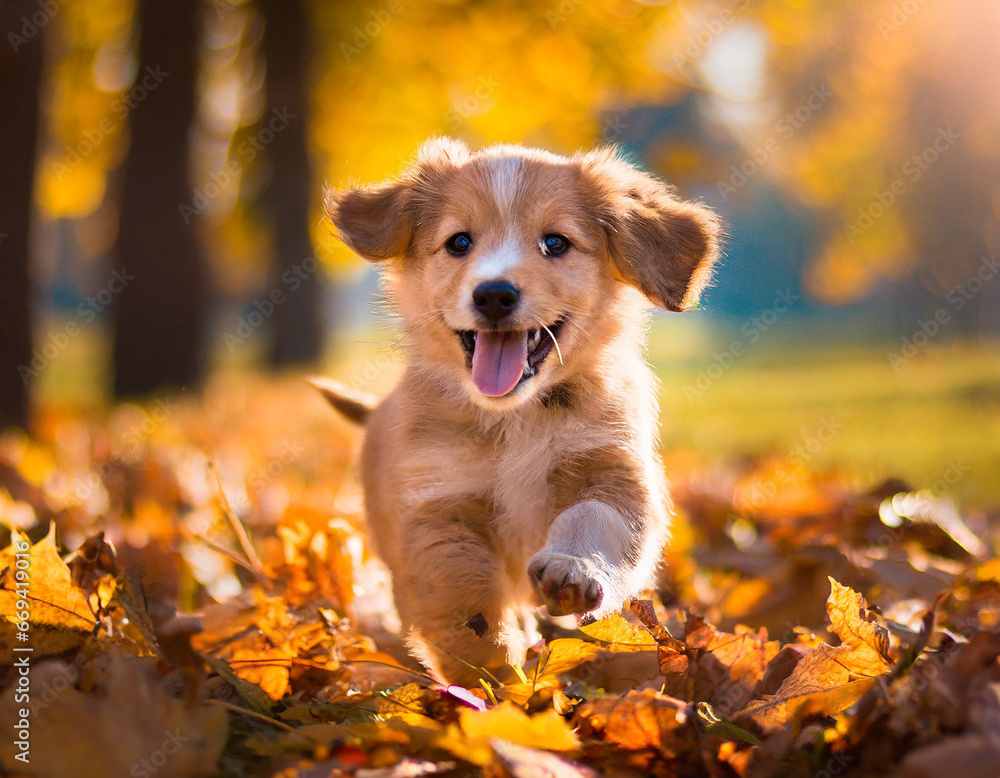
[528,496,667,619]
[393,519,526,686]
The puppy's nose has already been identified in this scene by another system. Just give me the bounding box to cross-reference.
[472,281,520,322]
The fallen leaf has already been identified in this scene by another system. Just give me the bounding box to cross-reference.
[825,577,893,668]
[0,526,96,661]
[0,650,226,777]
[736,579,893,732]
[739,677,878,733]
[578,613,656,651]
[443,685,487,712]
[653,610,781,717]
[574,688,685,751]
[530,638,604,678]
[459,701,579,751]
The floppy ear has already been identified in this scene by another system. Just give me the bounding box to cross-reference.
[324,137,471,262]
[581,150,722,312]
[324,181,412,262]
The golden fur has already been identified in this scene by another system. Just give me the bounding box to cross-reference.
[322,138,721,684]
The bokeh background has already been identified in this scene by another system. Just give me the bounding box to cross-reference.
[2,0,998,508]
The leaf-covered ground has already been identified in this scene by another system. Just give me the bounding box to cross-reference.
[1,374,998,777]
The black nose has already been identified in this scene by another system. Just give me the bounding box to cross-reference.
[472,281,520,322]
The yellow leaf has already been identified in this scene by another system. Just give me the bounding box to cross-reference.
[579,613,656,651]
[459,701,578,752]
[499,675,562,707]
[228,646,294,701]
[0,526,95,661]
[532,638,604,677]
[826,577,892,665]
[734,580,893,732]
[738,677,877,733]
[308,718,494,767]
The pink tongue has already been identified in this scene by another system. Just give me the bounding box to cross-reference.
[471,331,527,397]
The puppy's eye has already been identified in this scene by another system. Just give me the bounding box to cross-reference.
[445,232,473,256]
[540,234,570,257]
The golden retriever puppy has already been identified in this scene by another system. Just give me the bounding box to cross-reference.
[318,138,720,685]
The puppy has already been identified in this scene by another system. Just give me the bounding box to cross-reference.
[319,138,720,685]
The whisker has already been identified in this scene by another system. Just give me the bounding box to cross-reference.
[542,325,564,366]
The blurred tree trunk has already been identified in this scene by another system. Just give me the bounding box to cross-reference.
[112,0,206,396]
[0,4,44,431]
[259,0,324,366]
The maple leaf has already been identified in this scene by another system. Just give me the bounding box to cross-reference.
[0,526,96,661]
[736,578,894,733]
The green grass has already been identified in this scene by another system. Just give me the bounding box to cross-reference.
[650,318,1000,509]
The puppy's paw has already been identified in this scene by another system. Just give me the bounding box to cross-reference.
[528,551,604,616]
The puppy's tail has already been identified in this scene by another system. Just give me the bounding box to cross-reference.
[308,376,375,425]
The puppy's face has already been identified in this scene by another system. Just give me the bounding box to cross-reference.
[326,139,720,411]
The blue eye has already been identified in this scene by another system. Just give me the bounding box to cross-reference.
[540,234,570,257]
[445,232,473,256]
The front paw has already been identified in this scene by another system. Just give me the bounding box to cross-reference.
[528,551,604,616]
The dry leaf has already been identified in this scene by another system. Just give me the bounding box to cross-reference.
[578,613,656,651]
[654,610,781,717]
[0,526,96,661]
[825,578,893,668]
[736,579,893,732]
[574,688,685,751]
[0,651,226,777]
[531,638,604,677]
[459,701,579,751]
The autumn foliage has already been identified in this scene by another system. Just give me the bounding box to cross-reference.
[1,379,997,776]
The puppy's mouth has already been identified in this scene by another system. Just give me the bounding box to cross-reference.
[458,320,565,397]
